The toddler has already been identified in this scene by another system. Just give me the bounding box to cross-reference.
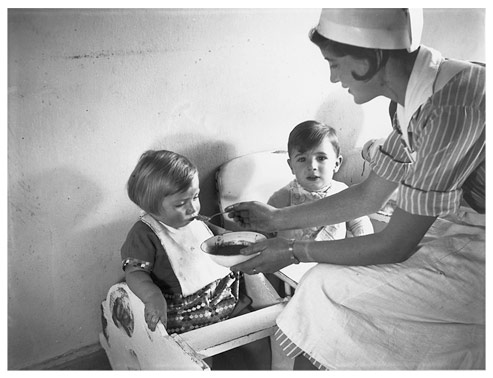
[268,120,374,241]
[121,150,243,334]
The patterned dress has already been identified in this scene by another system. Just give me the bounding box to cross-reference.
[121,213,241,334]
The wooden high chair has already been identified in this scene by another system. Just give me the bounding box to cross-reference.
[100,274,289,370]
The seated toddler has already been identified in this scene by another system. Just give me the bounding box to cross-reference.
[121,150,244,334]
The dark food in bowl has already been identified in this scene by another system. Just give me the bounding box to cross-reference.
[210,243,249,256]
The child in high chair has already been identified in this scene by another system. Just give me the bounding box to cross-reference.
[121,150,243,335]
[268,120,374,241]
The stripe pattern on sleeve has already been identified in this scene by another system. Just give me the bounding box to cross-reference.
[371,64,485,216]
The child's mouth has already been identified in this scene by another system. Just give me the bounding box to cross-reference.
[306,176,320,181]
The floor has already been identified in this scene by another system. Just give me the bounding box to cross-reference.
[49,349,112,370]
[57,343,271,370]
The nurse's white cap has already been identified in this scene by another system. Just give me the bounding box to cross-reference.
[315,8,423,52]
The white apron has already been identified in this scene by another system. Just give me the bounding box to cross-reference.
[275,207,485,369]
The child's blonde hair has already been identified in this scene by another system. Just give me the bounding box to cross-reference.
[127,150,197,215]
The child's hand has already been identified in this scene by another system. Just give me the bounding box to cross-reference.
[143,292,167,331]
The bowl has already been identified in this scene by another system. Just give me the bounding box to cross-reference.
[200,231,266,267]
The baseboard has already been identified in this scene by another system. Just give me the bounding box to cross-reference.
[22,343,111,370]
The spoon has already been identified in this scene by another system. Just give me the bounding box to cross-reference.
[194,211,229,222]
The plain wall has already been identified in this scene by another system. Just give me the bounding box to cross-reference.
[7,8,485,369]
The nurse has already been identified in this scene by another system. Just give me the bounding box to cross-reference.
[227,9,485,369]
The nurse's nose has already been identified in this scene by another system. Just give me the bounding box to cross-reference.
[330,70,339,84]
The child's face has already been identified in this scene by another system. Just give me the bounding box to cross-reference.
[288,137,342,192]
[153,173,201,229]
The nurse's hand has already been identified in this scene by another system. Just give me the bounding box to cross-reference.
[225,201,279,232]
[230,237,293,274]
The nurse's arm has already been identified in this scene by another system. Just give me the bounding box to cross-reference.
[275,171,397,231]
[294,207,437,265]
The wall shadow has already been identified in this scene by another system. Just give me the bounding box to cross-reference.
[314,92,365,154]
[8,166,122,368]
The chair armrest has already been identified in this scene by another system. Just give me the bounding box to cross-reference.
[178,300,287,357]
[244,273,282,309]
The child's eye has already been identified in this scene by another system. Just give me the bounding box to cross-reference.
[297,157,306,163]
[317,156,328,161]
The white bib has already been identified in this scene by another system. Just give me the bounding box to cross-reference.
[141,214,230,297]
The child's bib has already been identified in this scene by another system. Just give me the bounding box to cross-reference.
[140,214,230,296]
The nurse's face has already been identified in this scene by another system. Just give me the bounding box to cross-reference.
[320,47,381,104]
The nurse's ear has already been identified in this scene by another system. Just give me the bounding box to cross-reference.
[287,158,295,175]
[333,155,343,173]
